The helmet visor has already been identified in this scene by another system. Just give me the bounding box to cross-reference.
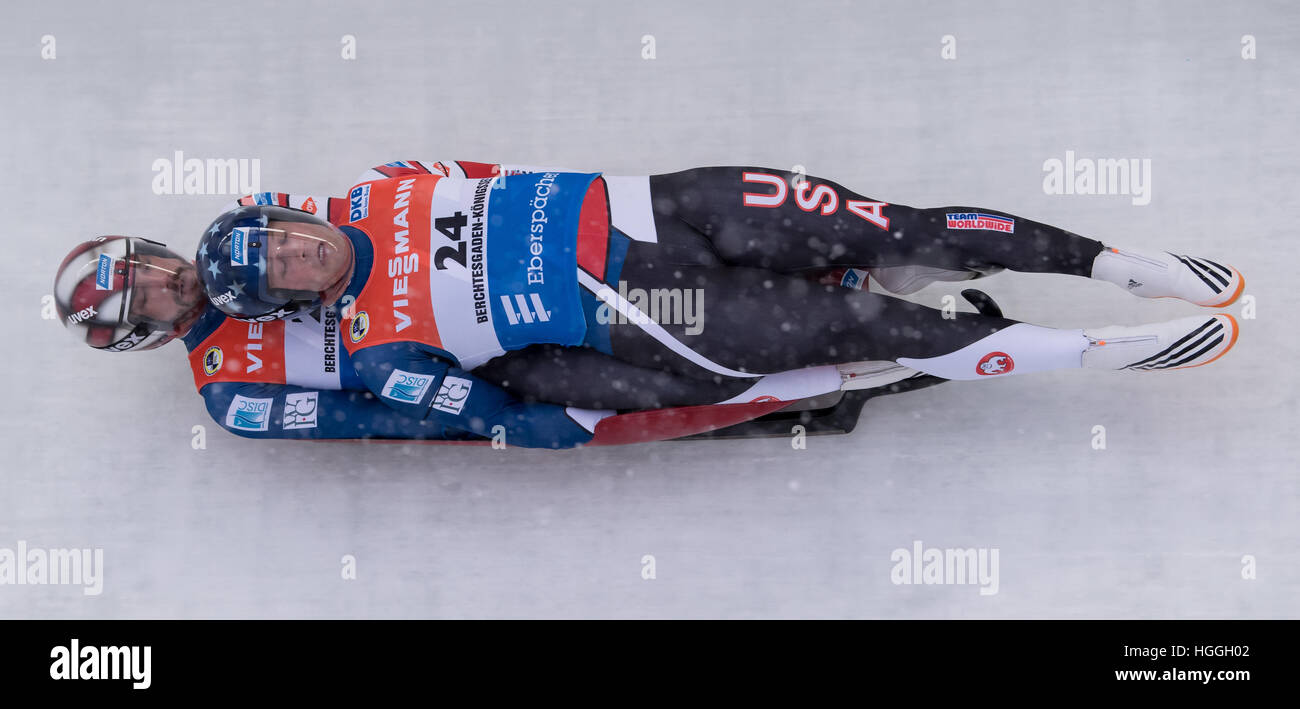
[231,222,336,303]
[121,243,202,332]
[55,237,198,351]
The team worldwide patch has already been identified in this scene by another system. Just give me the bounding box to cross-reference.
[946,212,1015,233]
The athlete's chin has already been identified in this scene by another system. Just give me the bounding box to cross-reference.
[319,268,351,305]
[178,273,201,303]
[328,262,350,290]
[318,249,354,302]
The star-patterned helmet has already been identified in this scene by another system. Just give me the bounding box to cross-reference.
[53,236,204,352]
[196,205,330,322]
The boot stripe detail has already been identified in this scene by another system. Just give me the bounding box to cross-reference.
[1123,318,1219,368]
[1181,255,1226,290]
[1130,323,1222,369]
[1161,333,1226,368]
[1128,322,1216,366]
[1188,256,1231,287]
[1175,255,1224,293]
[1134,332,1225,370]
[1133,328,1225,370]
[1199,257,1235,281]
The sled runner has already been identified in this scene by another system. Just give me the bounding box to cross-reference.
[679,373,948,440]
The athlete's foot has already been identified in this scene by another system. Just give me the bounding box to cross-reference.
[1091,245,1245,307]
[1082,314,1239,371]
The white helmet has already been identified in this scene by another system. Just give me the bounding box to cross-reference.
[53,236,204,352]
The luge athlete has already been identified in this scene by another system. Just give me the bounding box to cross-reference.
[195,160,1243,448]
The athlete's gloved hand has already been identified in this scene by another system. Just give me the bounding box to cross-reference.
[960,288,1004,318]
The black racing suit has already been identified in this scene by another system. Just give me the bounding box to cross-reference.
[477,166,1104,409]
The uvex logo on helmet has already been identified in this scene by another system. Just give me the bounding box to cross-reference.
[66,305,98,326]
[107,329,149,352]
[211,290,238,306]
[232,307,299,324]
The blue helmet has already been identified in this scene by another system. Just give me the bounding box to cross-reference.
[196,204,331,322]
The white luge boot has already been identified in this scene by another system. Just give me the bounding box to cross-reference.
[1090,245,1245,307]
[1082,314,1239,371]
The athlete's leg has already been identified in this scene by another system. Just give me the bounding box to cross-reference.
[608,244,1025,374]
[646,166,1245,306]
[606,243,1238,380]
[647,166,1102,275]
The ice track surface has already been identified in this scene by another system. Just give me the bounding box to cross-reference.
[1,0,1297,618]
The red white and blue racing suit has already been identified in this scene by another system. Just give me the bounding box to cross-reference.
[337,161,625,449]
[183,160,561,442]
[182,300,486,440]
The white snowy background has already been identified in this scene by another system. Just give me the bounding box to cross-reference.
[1,0,1295,618]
